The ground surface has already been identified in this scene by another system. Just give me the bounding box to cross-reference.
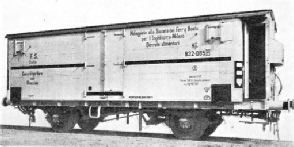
[1,106,294,146]
[0,125,293,147]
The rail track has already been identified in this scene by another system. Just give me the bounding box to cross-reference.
[1,125,293,146]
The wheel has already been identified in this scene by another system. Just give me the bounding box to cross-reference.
[169,112,211,140]
[78,118,100,131]
[46,111,79,133]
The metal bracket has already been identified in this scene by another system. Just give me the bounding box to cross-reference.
[89,106,101,118]
[101,30,107,37]
[113,59,126,68]
[84,32,95,40]
[288,98,293,111]
[114,29,125,37]
[84,62,95,68]
[83,90,87,98]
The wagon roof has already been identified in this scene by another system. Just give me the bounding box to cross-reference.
[5,9,275,39]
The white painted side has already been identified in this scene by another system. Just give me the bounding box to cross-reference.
[104,30,124,92]
[265,14,284,103]
[229,20,243,102]
[124,20,237,61]
[244,23,250,99]
[123,19,243,102]
[8,19,248,102]
[83,32,104,92]
[124,62,221,101]
[265,15,271,101]
[22,34,85,66]
[264,14,283,101]
[9,33,100,100]
[269,39,284,65]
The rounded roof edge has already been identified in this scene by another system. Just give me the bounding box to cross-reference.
[6,9,274,39]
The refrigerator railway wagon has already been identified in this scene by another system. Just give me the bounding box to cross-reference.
[2,10,293,140]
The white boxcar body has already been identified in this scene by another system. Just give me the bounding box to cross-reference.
[7,10,284,109]
[9,19,243,101]
[3,10,292,140]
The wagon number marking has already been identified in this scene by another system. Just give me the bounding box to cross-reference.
[185,49,210,57]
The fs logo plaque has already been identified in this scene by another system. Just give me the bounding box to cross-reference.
[192,65,197,71]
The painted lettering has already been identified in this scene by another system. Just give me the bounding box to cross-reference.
[188,26,199,31]
[30,53,38,59]
[129,25,200,48]
[22,71,43,76]
[185,49,211,57]
[26,80,38,85]
[130,30,147,37]
[146,42,160,48]
[161,41,180,46]
[29,60,37,64]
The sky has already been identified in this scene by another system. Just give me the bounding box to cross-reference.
[0,0,294,141]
